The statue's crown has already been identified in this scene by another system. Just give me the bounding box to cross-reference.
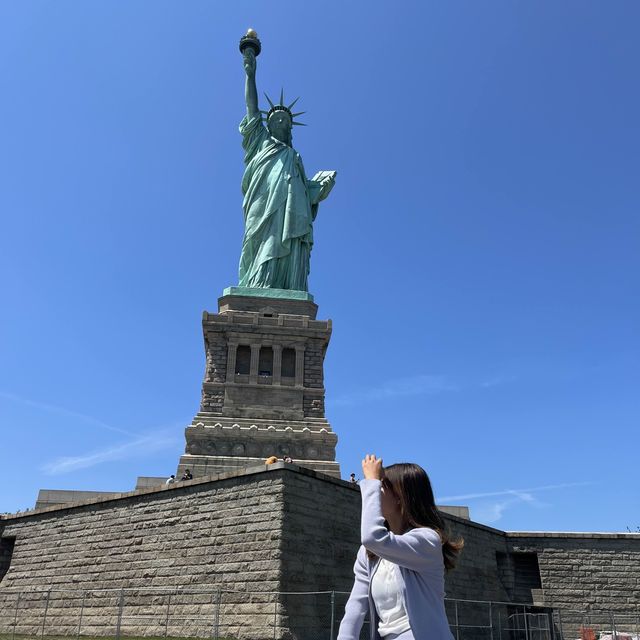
[262,90,306,127]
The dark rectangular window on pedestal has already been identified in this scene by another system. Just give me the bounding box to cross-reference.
[235,345,251,375]
[281,348,296,378]
[258,346,273,376]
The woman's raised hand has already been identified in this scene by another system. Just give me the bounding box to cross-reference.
[362,454,383,480]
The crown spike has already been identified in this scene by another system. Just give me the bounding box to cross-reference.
[264,93,275,108]
[292,121,307,127]
[288,97,300,110]
[280,88,285,105]
[291,111,306,118]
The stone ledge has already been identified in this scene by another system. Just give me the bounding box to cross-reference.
[506,531,640,540]
[34,489,125,511]
[204,311,331,333]
[222,287,314,302]
[216,290,320,320]
[2,463,351,522]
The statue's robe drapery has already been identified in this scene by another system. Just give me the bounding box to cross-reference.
[238,113,324,291]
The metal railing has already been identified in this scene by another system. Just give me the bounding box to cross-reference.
[0,586,638,640]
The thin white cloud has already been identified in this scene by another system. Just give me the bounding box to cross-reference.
[0,390,136,437]
[480,375,517,388]
[511,491,536,504]
[330,371,518,407]
[331,374,457,407]
[473,498,522,524]
[42,433,181,475]
[438,482,593,525]
[438,481,592,502]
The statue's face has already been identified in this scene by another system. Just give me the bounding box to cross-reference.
[268,111,292,143]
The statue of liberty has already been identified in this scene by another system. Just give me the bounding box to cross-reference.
[238,31,336,292]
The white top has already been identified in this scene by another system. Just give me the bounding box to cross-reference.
[371,558,412,637]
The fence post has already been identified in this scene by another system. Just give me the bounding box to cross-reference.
[164,593,171,639]
[11,592,21,640]
[77,592,86,640]
[489,601,494,640]
[454,600,460,640]
[330,591,336,640]
[211,589,221,640]
[115,589,125,640]
[40,589,51,638]
[548,609,555,640]
[273,593,278,640]
[610,612,617,640]
[557,609,564,640]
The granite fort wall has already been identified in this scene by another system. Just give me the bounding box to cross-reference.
[0,469,287,638]
[508,532,640,609]
[275,472,640,636]
[443,516,512,601]
[0,465,638,639]
[507,532,640,636]
[277,471,515,636]
[279,469,362,638]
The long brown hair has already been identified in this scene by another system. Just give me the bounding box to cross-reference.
[376,463,464,571]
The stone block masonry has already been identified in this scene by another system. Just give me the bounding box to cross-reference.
[507,532,640,637]
[0,467,287,639]
[1,464,639,639]
[507,532,640,607]
[2,472,284,593]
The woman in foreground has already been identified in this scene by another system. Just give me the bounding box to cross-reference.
[337,455,464,640]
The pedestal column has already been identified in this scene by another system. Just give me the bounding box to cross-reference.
[273,345,282,385]
[249,344,260,384]
[295,346,304,388]
[227,343,238,379]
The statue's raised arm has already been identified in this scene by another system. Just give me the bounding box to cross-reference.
[236,29,336,293]
[243,48,259,119]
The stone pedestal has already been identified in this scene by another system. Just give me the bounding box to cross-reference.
[177,289,341,478]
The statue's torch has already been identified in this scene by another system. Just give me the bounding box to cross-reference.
[239,28,261,56]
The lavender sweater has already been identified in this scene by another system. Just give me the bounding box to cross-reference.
[337,479,454,640]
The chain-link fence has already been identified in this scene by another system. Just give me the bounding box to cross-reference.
[554,610,640,640]
[0,587,638,640]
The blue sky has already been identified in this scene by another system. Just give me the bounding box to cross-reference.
[1,1,638,532]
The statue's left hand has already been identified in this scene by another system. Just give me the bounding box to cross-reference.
[318,174,336,201]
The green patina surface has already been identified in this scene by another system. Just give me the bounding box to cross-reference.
[237,36,335,292]
[222,286,314,302]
